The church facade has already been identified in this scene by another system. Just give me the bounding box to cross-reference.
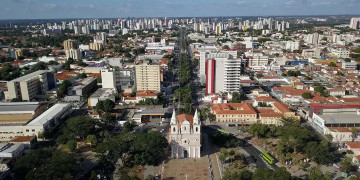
[168,109,201,158]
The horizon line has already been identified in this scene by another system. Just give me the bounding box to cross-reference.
[1,14,360,21]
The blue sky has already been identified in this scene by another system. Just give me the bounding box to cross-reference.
[1,0,360,19]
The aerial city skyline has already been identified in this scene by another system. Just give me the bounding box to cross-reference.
[1,0,360,180]
[1,0,360,19]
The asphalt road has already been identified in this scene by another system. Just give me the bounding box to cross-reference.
[204,125,279,170]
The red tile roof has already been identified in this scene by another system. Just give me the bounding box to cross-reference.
[11,136,35,142]
[255,96,276,102]
[327,127,351,133]
[177,114,194,128]
[136,90,158,97]
[346,142,360,149]
[212,103,257,115]
[273,102,292,113]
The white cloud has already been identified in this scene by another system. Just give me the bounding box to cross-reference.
[236,1,246,5]
[311,1,332,6]
[42,4,56,9]
[285,0,296,5]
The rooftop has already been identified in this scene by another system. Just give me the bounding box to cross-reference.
[11,136,36,142]
[346,142,360,149]
[9,70,51,82]
[0,102,41,114]
[141,108,167,116]
[212,103,257,115]
[27,103,70,126]
[89,88,116,99]
[72,77,96,90]
[320,114,360,124]
[137,90,158,97]
[0,143,23,154]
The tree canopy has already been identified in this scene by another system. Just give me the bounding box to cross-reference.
[57,80,72,98]
[57,116,96,143]
[253,167,292,180]
[96,131,168,166]
[12,148,77,180]
[96,99,115,113]
[302,92,313,99]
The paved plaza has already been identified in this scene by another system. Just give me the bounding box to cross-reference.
[162,157,211,180]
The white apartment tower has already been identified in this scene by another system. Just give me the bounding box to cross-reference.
[101,68,121,90]
[350,18,360,29]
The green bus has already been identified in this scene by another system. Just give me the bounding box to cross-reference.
[217,129,230,135]
[260,151,275,165]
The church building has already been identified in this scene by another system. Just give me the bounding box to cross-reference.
[169,109,201,158]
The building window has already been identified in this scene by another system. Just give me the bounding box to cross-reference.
[173,127,175,132]
[196,127,198,132]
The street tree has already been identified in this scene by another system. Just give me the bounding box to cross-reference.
[308,167,332,180]
[66,140,77,152]
[86,135,98,147]
[302,92,313,99]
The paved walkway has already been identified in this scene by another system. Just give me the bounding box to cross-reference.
[210,153,222,180]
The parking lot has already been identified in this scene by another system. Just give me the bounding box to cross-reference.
[133,117,170,135]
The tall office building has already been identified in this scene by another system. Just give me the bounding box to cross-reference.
[135,64,161,92]
[64,39,80,60]
[14,49,23,60]
[350,18,360,29]
[215,24,222,36]
[94,32,107,44]
[199,51,237,83]
[306,33,319,45]
[7,70,56,101]
[268,18,272,30]
[223,59,242,92]
[193,23,198,31]
[205,58,242,93]
[101,68,121,90]
[65,49,81,60]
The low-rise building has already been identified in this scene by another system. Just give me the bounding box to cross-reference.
[0,103,72,141]
[0,143,25,158]
[309,103,360,134]
[136,90,158,103]
[342,61,357,69]
[345,142,360,155]
[324,127,353,142]
[331,48,350,58]
[6,70,56,101]
[68,77,97,97]
[258,102,298,125]
[212,103,257,123]
[0,102,43,125]
[253,96,276,107]
[88,88,116,107]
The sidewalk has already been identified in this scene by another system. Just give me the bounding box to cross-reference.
[210,153,222,180]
